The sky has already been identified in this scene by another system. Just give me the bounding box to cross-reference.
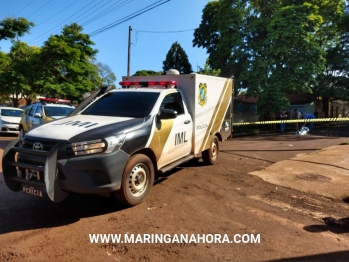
[0,0,211,84]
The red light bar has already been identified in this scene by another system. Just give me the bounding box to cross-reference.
[38,98,71,104]
[119,81,176,87]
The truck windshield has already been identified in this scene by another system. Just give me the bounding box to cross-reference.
[81,92,160,118]
[43,106,74,117]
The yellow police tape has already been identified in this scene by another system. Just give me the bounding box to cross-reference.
[232,117,349,126]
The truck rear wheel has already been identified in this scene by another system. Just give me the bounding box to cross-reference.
[114,154,154,206]
[202,135,219,165]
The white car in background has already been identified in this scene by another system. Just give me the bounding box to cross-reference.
[0,107,23,135]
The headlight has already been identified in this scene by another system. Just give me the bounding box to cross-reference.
[70,134,125,156]
[1,120,11,125]
[71,139,105,156]
[104,135,126,153]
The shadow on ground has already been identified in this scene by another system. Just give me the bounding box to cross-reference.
[266,250,349,261]
[304,216,349,234]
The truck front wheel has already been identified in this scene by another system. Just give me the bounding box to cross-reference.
[114,154,154,206]
[202,135,219,165]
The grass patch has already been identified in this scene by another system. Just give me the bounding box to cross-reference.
[316,147,323,150]
[339,141,349,145]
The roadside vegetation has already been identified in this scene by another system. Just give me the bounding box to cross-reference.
[0,0,348,112]
[0,19,115,106]
[193,0,349,115]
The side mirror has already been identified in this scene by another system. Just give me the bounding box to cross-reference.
[34,113,42,118]
[159,109,177,120]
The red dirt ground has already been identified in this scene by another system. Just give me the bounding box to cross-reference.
[0,124,349,261]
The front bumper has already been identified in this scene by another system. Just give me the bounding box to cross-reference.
[2,139,130,203]
[0,124,19,134]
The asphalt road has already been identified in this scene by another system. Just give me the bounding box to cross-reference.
[0,125,349,261]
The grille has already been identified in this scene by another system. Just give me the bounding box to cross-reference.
[23,138,73,158]
[23,138,58,151]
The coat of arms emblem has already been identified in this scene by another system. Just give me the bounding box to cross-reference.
[198,83,207,106]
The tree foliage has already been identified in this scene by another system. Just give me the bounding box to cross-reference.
[94,61,117,86]
[314,3,349,101]
[193,0,347,115]
[197,58,221,76]
[0,22,116,105]
[163,42,193,74]
[0,41,41,106]
[133,70,162,76]
[38,23,99,101]
[0,17,34,41]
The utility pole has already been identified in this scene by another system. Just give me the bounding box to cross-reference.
[127,26,132,76]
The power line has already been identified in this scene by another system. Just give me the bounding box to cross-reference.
[89,0,168,36]
[69,0,107,25]
[134,28,195,46]
[81,0,134,27]
[33,0,132,42]
[36,0,82,27]
[27,0,54,18]
[137,29,195,33]
[30,0,99,45]
[89,0,170,37]
[15,0,35,16]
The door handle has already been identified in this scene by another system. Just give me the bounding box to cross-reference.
[184,120,191,124]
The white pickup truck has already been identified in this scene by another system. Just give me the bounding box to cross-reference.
[2,71,233,206]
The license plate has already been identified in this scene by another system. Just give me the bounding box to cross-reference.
[22,184,44,198]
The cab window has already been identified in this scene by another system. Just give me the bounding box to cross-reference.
[160,93,184,115]
[35,106,43,114]
[24,106,30,115]
[28,106,36,117]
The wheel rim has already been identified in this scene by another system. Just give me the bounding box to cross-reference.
[128,164,148,196]
[211,140,218,161]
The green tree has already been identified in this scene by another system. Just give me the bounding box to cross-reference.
[197,58,221,76]
[94,61,117,86]
[0,41,41,106]
[133,70,162,76]
[0,17,34,41]
[314,3,349,102]
[38,23,99,101]
[193,0,346,115]
[163,42,193,74]
[0,51,12,103]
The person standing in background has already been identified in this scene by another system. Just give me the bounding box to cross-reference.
[294,109,300,131]
[280,109,288,134]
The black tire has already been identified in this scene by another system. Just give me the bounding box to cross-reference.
[114,154,154,206]
[202,135,219,165]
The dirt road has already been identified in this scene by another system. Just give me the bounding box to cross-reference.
[1,125,349,261]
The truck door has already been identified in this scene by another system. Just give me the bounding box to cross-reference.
[156,92,193,168]
[26,105,36,130]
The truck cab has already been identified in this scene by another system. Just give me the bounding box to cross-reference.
[2,72,233,206]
